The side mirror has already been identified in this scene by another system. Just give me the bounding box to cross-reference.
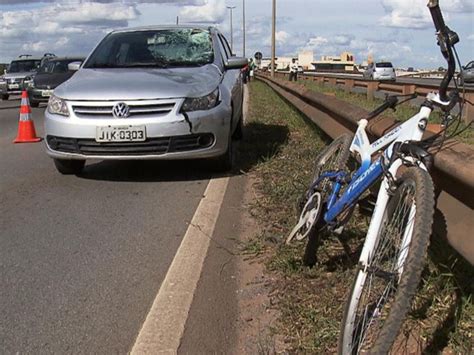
[68,62,82,71]
[224,57,248,70]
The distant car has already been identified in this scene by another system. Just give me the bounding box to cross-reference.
[44,26,248,174]
[297,66,304,73]
[363,62,396,81]
[27,57,85,107]
[459,61,474,85]
[0,55,42,100]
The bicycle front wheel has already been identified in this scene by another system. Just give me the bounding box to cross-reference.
[339,167,434,354]
[301,133,352,266]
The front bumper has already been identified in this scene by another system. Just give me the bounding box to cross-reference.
[44,101,231,160]
[28,88,53,102]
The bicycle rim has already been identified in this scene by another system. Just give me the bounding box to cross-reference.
[341,180,418,354]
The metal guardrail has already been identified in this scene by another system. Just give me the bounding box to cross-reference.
[255,73,474,265]
[272,71,474,123]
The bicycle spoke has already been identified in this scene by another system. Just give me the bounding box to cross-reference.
[350,182,417,352]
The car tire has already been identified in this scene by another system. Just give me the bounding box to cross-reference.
[232,109,244,140]
[1,94,8,101]
[30,101,39,108]
[53,159,85,175]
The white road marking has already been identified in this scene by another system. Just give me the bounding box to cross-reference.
[130,177,230,354]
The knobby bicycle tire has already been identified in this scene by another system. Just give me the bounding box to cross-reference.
[302,133,352,267]
[338,167,434,354]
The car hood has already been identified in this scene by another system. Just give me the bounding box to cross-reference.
[3,71,35,80]
[54,65,222,101]
[34,72,75,89]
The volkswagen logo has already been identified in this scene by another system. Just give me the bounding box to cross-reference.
[112,102,130,118]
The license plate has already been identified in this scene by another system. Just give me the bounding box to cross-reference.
[8,84,19,89]
[42,90,53,97]
[96,125,146,142]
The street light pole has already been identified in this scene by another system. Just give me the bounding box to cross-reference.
[227,6,236,53]
[242,0,246,58]
[271,0,276,77]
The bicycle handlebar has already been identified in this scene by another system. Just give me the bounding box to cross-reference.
[427,0,456,102]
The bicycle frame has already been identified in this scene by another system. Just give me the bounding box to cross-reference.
[322,104,433,243]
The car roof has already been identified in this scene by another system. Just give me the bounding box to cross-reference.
[111,25,215,34]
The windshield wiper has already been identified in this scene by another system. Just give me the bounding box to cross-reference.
[120,62,169,68]
[86,63,119,69]
[166,60,208,67]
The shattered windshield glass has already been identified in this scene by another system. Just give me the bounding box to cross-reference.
[85,29,214,68]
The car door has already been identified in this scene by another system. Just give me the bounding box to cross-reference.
[216,33,243,131]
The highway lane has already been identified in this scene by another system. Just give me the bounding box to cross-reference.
[0,103,214,353]
[301,71,474,88]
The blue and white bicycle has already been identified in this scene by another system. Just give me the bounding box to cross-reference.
[286,1,466,353]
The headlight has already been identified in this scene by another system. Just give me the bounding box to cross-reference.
[181,89,219,112]
[24,76,34,88]
[47,95,69,117]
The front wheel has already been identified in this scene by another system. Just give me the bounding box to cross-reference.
[54,159,85,175]
[338,167,434,354]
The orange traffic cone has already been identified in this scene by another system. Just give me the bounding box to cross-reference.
[13,90,41,143]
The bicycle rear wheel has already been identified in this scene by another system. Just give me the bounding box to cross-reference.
[301,133,352,266]
[339,167,434,354]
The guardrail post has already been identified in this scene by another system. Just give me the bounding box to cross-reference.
[345,79,355,93]
[463,92,474,124]
[402,84,416,95]
[367,81,379,101]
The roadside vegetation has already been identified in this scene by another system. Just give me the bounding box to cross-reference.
[239,80,473,353]
[299,79,474,146]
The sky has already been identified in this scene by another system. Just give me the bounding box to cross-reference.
[0,0,473,69]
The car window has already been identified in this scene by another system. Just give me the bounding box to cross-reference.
[465,62,474,70]
[8,60,41,73]
[84,29,214,68]
[38,60,79,74]
[376,62,393,68]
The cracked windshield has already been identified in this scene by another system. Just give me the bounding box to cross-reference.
[84,29,214,68]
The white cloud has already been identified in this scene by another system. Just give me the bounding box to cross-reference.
[468,34,474,41]
[275,31,290,45]
[307,36,329,48]
[179,0,226,23]
[379,0,431,29]
[379,0,474,29]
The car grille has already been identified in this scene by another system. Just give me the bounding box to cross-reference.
[46,134,214,156]
[72,101,176,118]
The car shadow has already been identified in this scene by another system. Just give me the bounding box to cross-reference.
[77,122,289,183]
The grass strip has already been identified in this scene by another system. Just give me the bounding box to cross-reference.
[240,80,473,353]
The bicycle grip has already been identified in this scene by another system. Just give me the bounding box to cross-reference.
[427,0,446,33]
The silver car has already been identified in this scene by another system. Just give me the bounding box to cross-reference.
[0,55,42,100]
[45,26,247,174]
[363,62,396,81]
[459,60,474,85]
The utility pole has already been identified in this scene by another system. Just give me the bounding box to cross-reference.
[242,0,246,58]
[271,0,276,77]
[227,6,236,53]
[176,16,179,25]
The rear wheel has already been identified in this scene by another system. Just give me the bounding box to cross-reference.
[338,167,434,354]
[30,100,39,108]
[54,159,85,175]
[1,94,8,101]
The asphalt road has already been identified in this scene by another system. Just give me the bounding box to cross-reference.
[0,100,221,353]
